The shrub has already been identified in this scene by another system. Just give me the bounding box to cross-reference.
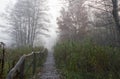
[54,40,120,79]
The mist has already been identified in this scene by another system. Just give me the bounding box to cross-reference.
[0,0,62,49]
[0,0,120,79]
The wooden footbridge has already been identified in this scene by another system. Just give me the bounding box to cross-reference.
[6,48,60,79]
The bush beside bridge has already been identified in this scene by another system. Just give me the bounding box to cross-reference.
[54,40,120,79]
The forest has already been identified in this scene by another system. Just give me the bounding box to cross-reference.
[0,0,120,79]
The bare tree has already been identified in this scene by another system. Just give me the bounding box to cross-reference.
[86,0,120,46]
[9,0,47,47]
[58,0,88,42]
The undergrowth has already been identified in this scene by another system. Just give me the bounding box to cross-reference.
[54,40,120,79]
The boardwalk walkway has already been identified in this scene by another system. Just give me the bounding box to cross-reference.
[36,52,60,79]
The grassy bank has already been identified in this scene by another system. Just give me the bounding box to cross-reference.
[54,40,120,79]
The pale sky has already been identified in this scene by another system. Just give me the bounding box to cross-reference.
[0,0,17,45]
[0,0,9,12]
[0,0,62,48]
[0,0,10,44]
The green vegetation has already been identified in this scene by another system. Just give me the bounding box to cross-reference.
[0,46,47,79]
[54,40,120,79]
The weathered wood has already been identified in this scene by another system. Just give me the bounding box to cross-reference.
[6,56,25,79]
[0,42,5,78]
[6,48,46,79]
[32,53,36,75]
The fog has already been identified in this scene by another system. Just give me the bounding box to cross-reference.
[0,0,62,50]
[42,0,62,51]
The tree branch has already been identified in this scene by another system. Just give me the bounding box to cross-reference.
[88,5,112,13]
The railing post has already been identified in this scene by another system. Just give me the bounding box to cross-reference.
[19,60,25,79]
[33,52,36,75]
[0,42,5,78]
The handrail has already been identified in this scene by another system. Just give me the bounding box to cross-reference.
[6,48,46,79]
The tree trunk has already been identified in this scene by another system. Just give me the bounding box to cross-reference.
[112,0,120,45]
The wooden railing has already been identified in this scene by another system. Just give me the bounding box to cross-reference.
[6,48,47,79]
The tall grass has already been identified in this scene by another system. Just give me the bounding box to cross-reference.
[54,40,120,79]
